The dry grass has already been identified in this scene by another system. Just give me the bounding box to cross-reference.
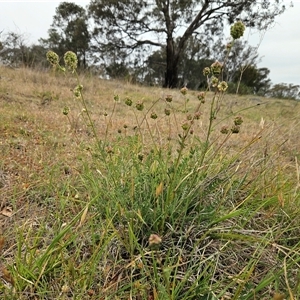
[0,66,300,299]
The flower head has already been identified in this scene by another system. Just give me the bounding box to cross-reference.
[181,122,189,131]
[46,51,59,66]
[64,51,78,71]
[165,95,173,102]
[234,116,243,125]
[211,61,223,76]
[63,106,70,116]
[194,112,201,120]
[226,42,233,50]
[73,84,83,98]
[230,21,245,40]
[211,76,219,88]
[164,108,171,116]
[231,125,240,134]
[149,234,162,247]
[203,67,211,76]
[197,91,206,103]
[217,81,228,92]
[180,87,188,95]
[125,97,133,106]
[150,112,158,119]
[136,101,144,111]
[220,126,229,134]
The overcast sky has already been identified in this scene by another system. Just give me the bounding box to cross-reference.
[1,0,299,86]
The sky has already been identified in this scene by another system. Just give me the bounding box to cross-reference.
[1,0,299,86]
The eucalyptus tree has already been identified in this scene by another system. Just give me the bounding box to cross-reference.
[0,31,33,67]
[88,0,287,88]
[40,2,90,68]
[216,40,272,95]
[267,83,300,100]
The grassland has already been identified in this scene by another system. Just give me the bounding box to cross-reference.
[0,65,300,299]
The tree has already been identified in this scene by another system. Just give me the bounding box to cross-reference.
[88,0,287,88]
[267,83,300,100]
[0,30,40,68]
[105,62,130,79]
[226,66,271,95]
[40,2,90,68]
[246,67,271,96]
[216,40,259,82]
[145,35,212,88]
[208,39,271,95]
[144,48,166,85]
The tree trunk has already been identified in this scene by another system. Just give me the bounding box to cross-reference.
[164,37,180,88]
[164,61,179,88]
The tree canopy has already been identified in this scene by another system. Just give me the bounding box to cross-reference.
[1,0,293,97]
[88,0,286,88]
[40,2,90,68]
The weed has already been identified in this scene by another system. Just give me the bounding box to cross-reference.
[0,22,299,299]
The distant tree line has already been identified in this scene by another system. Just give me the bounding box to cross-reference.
[0,1,298,99]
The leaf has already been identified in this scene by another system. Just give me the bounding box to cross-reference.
[150,160,159,174]
[273,292,285,300]
[22,182,30,190]
[155,182,163,198]
[0,206,13,217]
[0,236,5,253]
[134,209,147,225]
[77,204,89,228]
[0,266,14,285]
[278,192,285,208]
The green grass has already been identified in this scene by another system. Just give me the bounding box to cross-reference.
[0,62,300,300]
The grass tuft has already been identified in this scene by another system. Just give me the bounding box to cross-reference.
[1,44,300,298]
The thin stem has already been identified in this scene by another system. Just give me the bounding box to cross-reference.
[104,100,117,146]
[74,72,103,154]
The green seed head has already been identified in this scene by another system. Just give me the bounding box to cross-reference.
[73,84,83,98]
[150,112,158,119]
[164,108,171,116]
[194,112,201,120]
[136,101,144,111]
[211,61,223,76]
[231,125,240,134]
[220,126,229,134]
[186,114,193,121]
[46,51,59,66]
[63,106,70,116]
[230,21,245,40]
[165,95,173,102]
[197,92,206,103]
[234,116,243,125]
[181,122,189,131]
[203,67,211,76]
[180,87,188,95]
[211,76,219,88]
[125,97,133,106]
[64,51,78,71]
[217,81,228,92]
[226,42,233,50]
